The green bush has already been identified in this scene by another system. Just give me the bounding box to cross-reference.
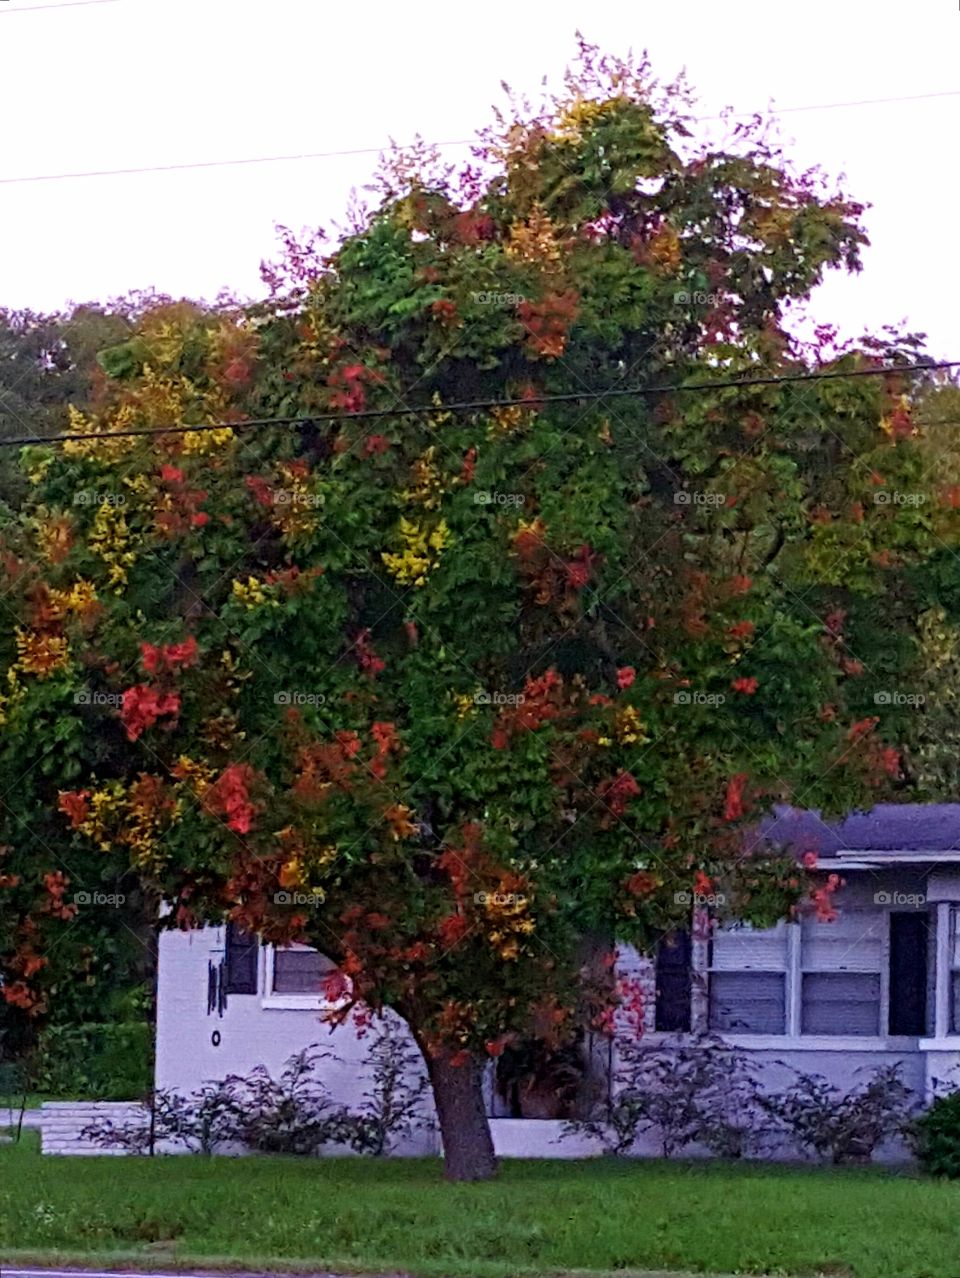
[913,1090,960,1178]
[28,1022,152,1099]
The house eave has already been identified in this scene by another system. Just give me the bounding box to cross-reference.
[826,850,960,868]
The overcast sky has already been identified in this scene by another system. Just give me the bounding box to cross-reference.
[1,0,957,358]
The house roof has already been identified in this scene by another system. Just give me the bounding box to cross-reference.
[753,804,960,859]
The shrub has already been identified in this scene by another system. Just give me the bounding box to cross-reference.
[229,1048,354,1155]
[762,1064,918,1164]
[565,1033,769,1158]
[28,1021,152,1099]
[82,1084,238,1155]
[348,1019,434,1155]
[82,1047,361,1156]
[912,1089,960,1177]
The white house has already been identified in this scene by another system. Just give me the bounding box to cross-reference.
[144,804,960,1159]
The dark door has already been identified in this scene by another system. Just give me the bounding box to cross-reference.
[655,929,692,1032]
[888,912,927,1036]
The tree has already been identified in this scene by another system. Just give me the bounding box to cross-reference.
[0,41,955,1179]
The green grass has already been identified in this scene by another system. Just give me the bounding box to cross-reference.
[3,1131,960,1278]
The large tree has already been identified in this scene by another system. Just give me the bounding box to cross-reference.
[1,43,955,1178]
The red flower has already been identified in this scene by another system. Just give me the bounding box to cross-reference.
[437,912,469,948]
[847,716,879,744]
[120,686,181,741]
[727,621,755,641]
[160,464,184,485]
[728,575,753,596]
[626,870,657,898]
[599,771,641,817]
[191,512,209,528]
[723,773,750,822]
[140,636,198,675]
[207,763,259,834]
[731,676,758,695]
[616,666,636,690]
[363,434,391,457]
[244,475,274,507]
[693,870,713,896]
[58,790,91,828]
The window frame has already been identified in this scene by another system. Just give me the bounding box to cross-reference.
[706,919,791,1037]
[653,904,928,1050]
[798,909,884,1039]
[261,943,347,1011]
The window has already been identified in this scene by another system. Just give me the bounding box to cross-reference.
[800,911,882,1036]
[271,944,338,995]
[708,921,788,1034]
[950,907,960,1034]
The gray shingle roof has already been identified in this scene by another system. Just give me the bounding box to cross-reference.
[753,804,960,856]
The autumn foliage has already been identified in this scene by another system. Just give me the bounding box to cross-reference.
[0,41,956,1176]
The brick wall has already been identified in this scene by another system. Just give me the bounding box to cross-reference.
[40,1101,147,1155]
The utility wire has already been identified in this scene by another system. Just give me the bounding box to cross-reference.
[0,0,119,13]
[3,360,956,449]
[1,89,958,186]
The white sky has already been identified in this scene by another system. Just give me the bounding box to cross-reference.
[1,0,957,358]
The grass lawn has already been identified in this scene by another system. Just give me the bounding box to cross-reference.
[3,1130,960,1278]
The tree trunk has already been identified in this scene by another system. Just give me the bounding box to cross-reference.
[423,1046,498,1182]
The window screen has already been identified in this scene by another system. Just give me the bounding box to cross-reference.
[800,911,882,1036]
[708,922,788,1034]
[272,947,338,994]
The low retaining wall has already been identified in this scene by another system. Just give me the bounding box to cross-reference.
[40,1101,147,1155]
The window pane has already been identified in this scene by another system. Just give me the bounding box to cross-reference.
[951,907,960,971]
[951,971,960,1034]
[801,912,883,972]
[272,948,337,993]
[710,922,788,971]
[708,972,785,1034]
[801,972,880,1036]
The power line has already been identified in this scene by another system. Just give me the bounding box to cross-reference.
[3,360,956,449]
[0,0,119,13]
[1,88,958,186]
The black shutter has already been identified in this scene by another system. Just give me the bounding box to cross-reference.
[224,923,259,995]
[655,929,691,1031]
[889,912,927,1036]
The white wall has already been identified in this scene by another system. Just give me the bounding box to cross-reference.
[155,925,439,1154]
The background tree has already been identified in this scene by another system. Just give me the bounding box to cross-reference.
[0,42,955,1178]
